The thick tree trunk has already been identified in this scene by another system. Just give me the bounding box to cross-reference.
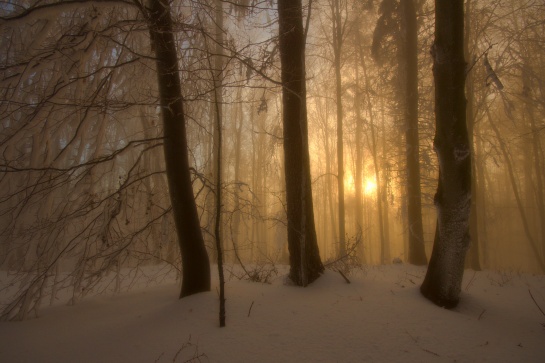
[401,0,427,266]
[147,0,210,298]
[278,0,324,286]
[420,0,470,308]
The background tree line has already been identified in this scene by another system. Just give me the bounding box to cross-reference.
[1,0,544,320]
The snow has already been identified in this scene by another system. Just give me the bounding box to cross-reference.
[1,264,544,362]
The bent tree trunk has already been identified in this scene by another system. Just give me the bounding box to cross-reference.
[278,0,324,286]
[420,0,470,308]
[147,0,210,297]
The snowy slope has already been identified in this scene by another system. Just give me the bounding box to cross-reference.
[1,264,544,362]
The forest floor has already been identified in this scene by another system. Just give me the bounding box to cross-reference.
[1,263,544,362]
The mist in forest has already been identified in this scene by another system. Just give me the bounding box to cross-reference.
[1,0,544,320]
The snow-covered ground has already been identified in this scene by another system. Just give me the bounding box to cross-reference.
[1,264,544,362]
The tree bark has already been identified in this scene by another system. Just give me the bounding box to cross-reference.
[420,0,470,308]
[278,0,324,286]
[147,0,210,298]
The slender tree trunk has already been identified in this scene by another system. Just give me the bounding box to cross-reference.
[278,0,324,286]
[354,36,365,255]
[213,63,225,328]
[359,47,387,264]
[523,64,545,260]
[380,105,390,262]
[213,0,225,262]
[322,101,338,246]
[332,0,346,257]
[401,0,427,265]
[484,105,545,272]
[147,0,210,298]
[232,87,244,263]
[212,0,225,327]
[475,122,489,267]
[420,0,470,308]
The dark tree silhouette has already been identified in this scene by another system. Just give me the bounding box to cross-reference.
[372,0,427,265]
[400,0,427,266]
[278,0,324,286]
[147,0,211,297]
[420,0,471,308]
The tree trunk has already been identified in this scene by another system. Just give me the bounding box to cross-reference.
[401,0,427,266]
[147,0,210,298]
[231,86,244,263]
[278,0,324,286]
[213,0,225,264]
[380,104,390,263]
[359,47,387,264]
[420,0,470,308]
[212,0,225,327]
[322,100,338,247]
[354,32,364,255]
[475,121,489,268]
[523,64,545,261]
[332,0,346,257]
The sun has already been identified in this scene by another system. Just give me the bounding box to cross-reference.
[364,179,377,195]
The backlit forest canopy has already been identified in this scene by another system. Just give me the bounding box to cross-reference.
[1,0,544,320]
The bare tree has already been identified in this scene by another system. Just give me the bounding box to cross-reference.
[278,0,324,286]
[372,0,427,265]
[0,0,219,320]
[331,0,348,257]
[400,0,427,266]
[144,0,211,297]
[420,0,471,308]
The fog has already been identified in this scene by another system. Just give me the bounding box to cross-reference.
[1,0,544,321]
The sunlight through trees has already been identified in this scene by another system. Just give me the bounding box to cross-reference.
[1,0,544,318]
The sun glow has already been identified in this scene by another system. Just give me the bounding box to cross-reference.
[344,174,378,197]
[364,179,377,195]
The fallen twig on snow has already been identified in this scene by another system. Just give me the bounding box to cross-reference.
[528,289,545,317]
[337,269,351,284]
